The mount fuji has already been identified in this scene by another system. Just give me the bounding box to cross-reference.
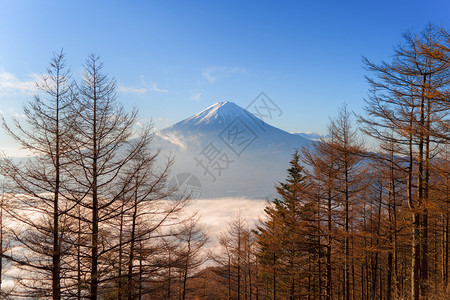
[155,102,313,199]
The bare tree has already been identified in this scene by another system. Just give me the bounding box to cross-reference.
[175,214,208,300]
[213,213,256,300]
[66,54,150,299]
[118,141,187,300]
[328,105,367,300]
[301,138,340,300]
[0,50,74,299]
[360,24,450,299]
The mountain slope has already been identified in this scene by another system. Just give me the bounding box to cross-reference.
[156,101,313,199]
[162,101,311,150]
[165,102,249,132]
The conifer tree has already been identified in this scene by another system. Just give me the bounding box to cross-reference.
[256,150,314,299]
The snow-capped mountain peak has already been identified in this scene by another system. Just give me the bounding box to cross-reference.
[156,101,314,198]
[191,101,242,122]
[165,101,258,132]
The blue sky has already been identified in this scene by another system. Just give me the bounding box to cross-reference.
[1,0,449,155]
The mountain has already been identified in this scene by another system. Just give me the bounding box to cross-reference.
[165,102,249,132]
[162,101,311,150]
[155,101,313,199]
[292,132,323,140]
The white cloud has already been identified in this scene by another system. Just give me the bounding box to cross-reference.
[150,83,168,93]
[0,70,39,95]
[190,92,202,101]
[0,196,267,280]
[291,131,324,140]
[153,117,172,129]
[155,130,187,150]
[202,70,217,83]
[118,85,148,94]
[118,83,168,94]
[181,197,267,249]
[202,66,247,84]
[0,146,33,158]
[0,107,26,119]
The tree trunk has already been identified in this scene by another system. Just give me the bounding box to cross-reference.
[52,63,62,300]
[118,202,124,300]
[344,165,350,300]
[326,189,332,300]
[77,207,82,300]
[273,253,276,300]
[90,92,99,300]
[127,189,138,300]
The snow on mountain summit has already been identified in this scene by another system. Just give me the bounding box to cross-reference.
[164,101,259,132]
[156,101,313,198]
[187,101,244,124]
[161,101,312,151]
